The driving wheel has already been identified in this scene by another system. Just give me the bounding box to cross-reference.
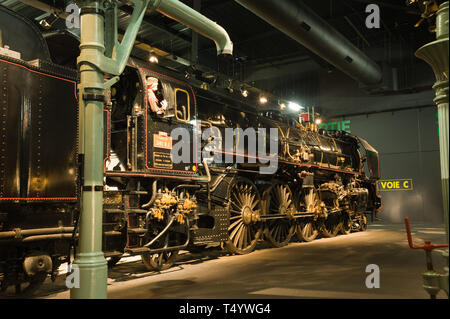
[295,188,320,242]
[264,183,295,247]
[225,177,263,255]
[321,214,342,238]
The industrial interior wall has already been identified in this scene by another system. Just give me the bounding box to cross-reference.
[333,107,443,224]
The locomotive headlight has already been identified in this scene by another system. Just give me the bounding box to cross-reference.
[280,102,287,110]
[288,102,302,112]
[315,118,322,125]
[259,96,268,104]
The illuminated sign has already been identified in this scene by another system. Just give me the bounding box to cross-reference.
[319,120,351,133]
[378,179,413,191]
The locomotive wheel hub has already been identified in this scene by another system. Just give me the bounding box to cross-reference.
[242,206,254,225]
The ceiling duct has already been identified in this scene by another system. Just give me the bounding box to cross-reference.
[236,0,382,85]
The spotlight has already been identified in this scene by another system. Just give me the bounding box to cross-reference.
[259,96,268,104]
[149,55,159,63]
[315,118,322,125]
[280,102,287,110]
[39,13,58,30]
[288,102,302,112]
[226,79,233,93]
[240,87,249,98]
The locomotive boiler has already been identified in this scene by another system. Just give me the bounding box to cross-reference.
[0,5,381,294]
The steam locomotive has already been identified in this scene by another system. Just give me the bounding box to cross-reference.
[0,6,381,294]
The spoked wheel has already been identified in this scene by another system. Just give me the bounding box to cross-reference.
[321,214,343,238]
[296,221,319,242]
[225,177,263,255]
[360,214,368,231]
[264,183,295,248]
[340,213,352,235]
[141,250,179,271]
[295,188,320,242]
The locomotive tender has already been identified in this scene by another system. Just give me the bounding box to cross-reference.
[0,5,381,293]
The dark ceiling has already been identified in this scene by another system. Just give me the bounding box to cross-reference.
[142,0,434,72]
[0,0,439,112]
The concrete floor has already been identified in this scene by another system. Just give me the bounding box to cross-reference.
[6,222,450,299]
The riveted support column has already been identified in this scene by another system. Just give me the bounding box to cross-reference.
[71,0,108,299]
[416,1,449,243]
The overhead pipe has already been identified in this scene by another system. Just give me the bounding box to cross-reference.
[19,0,233,74]
[148,0,233,56]
[236,0,382,85]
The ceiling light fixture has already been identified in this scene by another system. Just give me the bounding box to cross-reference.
[240,86,249,98]
[149,55,159,63]
[39,13,58,30]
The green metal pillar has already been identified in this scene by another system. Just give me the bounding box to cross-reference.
[69,0,232,298]
[415,2,449,298]
[71,0,108,299]
[71,0,152,299]
[415,1,449,243]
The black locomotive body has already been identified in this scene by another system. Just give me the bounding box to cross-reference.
[0,6,381,293]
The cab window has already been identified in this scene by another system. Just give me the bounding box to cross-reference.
[175,88,190,122]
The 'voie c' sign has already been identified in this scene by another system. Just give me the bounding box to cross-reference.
[378,179,413,191]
